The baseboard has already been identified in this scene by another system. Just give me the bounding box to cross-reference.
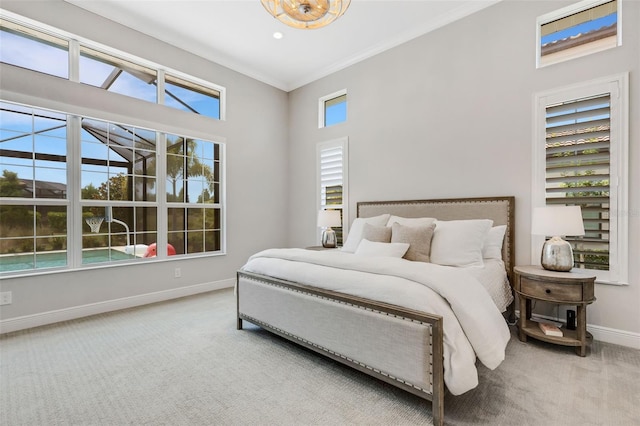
[587,324,640,350]
[518,311,640,350]
[0,278,235,335]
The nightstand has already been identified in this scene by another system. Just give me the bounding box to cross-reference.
[305,246,339,251]
[514,265,596,357]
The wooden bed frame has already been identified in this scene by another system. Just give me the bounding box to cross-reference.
[237,196,515,426]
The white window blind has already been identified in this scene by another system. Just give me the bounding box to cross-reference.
[319,145,343,209]
[545,93,611,270]
[317,138,348,245]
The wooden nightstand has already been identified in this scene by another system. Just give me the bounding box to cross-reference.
[305,246,339,251]
[514,265,596,357]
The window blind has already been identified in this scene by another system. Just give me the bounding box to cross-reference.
[319,144,343,244]
[545,93,611,270]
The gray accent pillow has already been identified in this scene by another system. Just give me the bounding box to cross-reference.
[361,223,392,243]
[391,222,436,262]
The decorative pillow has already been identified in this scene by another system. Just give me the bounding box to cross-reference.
[361,223,392,243]
[483,225,507,260]
[386,215,436,227]
[354,239,410,258]
[430,219,493,267]
[341,214,391,253]
[391,222,436,262]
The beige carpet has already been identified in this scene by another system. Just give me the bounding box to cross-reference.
[1,288,639,425]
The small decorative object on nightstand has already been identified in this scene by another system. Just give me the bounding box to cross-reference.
[514,265,596,356]
[317,209,341,248]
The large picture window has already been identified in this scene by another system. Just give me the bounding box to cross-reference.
[533,74,628,284]
[0,102,225,275]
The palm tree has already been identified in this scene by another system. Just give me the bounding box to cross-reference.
[166,137,215,202]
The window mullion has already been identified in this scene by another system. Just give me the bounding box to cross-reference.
[157,69,165,106]
[156,132,168,258]
[68,115,82,269]
[68,39,80,83]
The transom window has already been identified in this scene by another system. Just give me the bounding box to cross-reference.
[319,90,347,128]
[0,17,69,79]
[537,0,620,68]
[0,16,223,120]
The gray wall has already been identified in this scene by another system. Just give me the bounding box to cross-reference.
[286,1,640,337]
[0,0,289,323]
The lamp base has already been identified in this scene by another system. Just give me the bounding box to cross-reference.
[541,236,574,272]
[321,228,337,248]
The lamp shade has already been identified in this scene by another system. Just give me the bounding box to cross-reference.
[531,206,585,237]
[317,209,341,228]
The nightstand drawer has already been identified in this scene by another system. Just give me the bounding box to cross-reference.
[520,277,583,302]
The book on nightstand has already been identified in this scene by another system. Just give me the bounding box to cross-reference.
[538,322,563,337]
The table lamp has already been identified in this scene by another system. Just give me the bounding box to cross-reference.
[532,205,585,272]
[317,209,341,248]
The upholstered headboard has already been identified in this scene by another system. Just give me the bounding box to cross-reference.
[357,197,515,282]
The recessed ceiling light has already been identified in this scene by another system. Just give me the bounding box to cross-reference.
[273,32,284,40]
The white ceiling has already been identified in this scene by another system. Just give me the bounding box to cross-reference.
[65,0,500,92]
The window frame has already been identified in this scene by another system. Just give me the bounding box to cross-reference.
[532,73,629,285]
[0,100,226,277]
[316,137,348,245]
[536,0,621,69]
[318,89,347,128]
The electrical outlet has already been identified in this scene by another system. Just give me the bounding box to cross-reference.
[0,291,12,306]
[174,267,181,278]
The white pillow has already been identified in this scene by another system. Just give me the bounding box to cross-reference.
[430,219,493,267]
[386,215,436,227]
[483,225,507,260]
[354,239,410,258]
[341,214,390,253]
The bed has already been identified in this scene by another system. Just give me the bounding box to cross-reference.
[236,196,515,426]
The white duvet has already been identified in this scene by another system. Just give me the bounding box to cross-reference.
[242,248,511,395]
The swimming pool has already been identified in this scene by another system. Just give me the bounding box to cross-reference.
[0,249,136,272]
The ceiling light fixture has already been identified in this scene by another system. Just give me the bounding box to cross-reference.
[260,0,351,30]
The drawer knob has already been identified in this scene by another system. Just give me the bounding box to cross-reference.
[545,289,551,294]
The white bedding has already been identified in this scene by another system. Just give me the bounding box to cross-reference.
[242,248,511,395]
[467,258,514,313]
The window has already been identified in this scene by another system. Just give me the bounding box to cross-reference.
[317,138,348,245]
[0,103,68,271]
[166,134,222,255]
[0,17,69,79]
[537,0,620,68]
[0,17,224,120]
[533,73,629,284]
[80,117,158,264]
[80,46,158,104]
[0,101,225,275]
[164,74,221,120]
[319,90,347,128]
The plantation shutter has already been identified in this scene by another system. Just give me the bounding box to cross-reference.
[545,93,611,270]
[319,144,343,244]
